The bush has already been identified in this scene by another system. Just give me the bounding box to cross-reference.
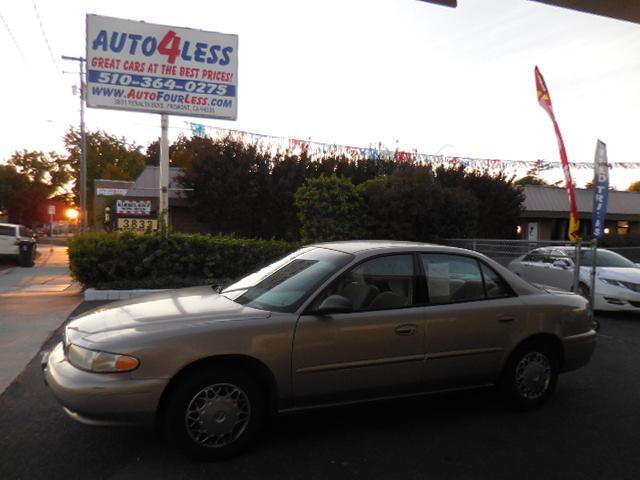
[295,175,366,242]
[357,170,479,242]
[68,232,299,289]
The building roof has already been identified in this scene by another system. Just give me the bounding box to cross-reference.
[521,185,640,219]
[125,166,186,200]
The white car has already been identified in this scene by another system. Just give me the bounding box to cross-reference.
[508,246,640,312]
[0,223,37,267]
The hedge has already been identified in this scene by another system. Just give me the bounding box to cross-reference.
[68,232,299,290]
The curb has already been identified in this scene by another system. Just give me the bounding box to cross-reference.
[84,288,169,301]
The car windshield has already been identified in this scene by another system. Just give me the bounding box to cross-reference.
[568,250,636,268]
[221,247,353,312]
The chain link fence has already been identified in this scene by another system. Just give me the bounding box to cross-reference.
[440,239,640,266]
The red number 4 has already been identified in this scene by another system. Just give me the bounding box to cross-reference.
[158,30,181,64]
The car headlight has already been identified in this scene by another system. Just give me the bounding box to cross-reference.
[67,344,139,373]
[600,278,640,292]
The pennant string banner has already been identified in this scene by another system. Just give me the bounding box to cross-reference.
[186,122,640,172]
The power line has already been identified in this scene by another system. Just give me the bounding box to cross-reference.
[32,0,61,74]
[0,9,31,69]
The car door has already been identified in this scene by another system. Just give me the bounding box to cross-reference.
[292,254,426,406]
[421,254,526,389]
[0,225,17,255]
[545,249,575,290]
[520,249,551,285]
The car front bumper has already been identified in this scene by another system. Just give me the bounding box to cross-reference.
[561,330,597,373]
[593,290,640,312]
[42,342,167,426]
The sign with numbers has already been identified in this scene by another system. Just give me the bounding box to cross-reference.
[117,217,158,233]
[86,14,238,119]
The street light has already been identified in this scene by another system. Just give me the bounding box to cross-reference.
[65,208,79,221]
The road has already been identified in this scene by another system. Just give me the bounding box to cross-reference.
[1,305,639,479]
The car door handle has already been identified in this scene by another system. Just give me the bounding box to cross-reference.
[395,324,417,336]
[498,315,515,323]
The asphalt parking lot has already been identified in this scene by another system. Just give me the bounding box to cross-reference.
[1,307,639,480]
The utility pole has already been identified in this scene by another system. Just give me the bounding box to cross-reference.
[62,55,88,230]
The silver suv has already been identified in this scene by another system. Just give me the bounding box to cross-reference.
[0,223,37,267]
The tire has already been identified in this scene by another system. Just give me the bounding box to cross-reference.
[163,367,266,460]
[577,283,590,300]
[500,341,558,410]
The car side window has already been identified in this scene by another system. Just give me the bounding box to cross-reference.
[422,254,486,304]
[480,263,514,299]
[0,226,15,236]
[311,254,416,312]
[548,250,571,266]
[523,251,542,262]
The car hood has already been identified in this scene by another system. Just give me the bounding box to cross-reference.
[66,286,270,338]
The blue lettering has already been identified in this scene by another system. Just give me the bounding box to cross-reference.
[207,45,220,64]
[220,46,233,66]
[128,34,143,54]
[181,41,193,61]
[109,32,127,53]
[194,42,207,63]
[92,30,109,51]
[141,36,157,56]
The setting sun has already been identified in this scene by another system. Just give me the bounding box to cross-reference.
[65,208,79,220]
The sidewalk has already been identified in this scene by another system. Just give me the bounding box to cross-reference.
[0,245,82,394]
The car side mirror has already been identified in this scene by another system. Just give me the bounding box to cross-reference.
[553,259,570,269]
[315,295,353,315]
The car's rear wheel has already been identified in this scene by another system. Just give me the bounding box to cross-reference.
[500,341,558,409]
[163,367,266,460]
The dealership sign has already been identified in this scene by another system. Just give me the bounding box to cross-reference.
[86,15,238,119]
[592,140,609,240]
[116,199,152,216]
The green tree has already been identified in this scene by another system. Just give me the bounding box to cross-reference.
[358,166,478,241]
[435,165,523,238]
[3,151,75,225]
[0,164,30,222]
[178,136,273,237]
[627,180,640,192]
[295,175,365,242]
[514,174,549,186]
[63,128,146,223]
[144,134,193,168]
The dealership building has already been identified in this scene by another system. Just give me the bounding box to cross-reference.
[518,185,640,241]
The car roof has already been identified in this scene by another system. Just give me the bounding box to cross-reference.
[538,246,611,253]
[310,240,472,255]
[0,223,19,228]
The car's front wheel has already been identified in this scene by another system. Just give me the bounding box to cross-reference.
[163,366,266,460]
[500,341,558,409]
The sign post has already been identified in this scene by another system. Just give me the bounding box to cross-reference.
[47,205,56,235]
[159,114,170,235]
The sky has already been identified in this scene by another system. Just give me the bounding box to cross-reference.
[1,0,640,189]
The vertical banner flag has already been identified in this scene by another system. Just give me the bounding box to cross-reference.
[592,140,609,239]
[535,66,580,243]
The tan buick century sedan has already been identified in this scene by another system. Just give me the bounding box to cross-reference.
[43,241,596,459]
